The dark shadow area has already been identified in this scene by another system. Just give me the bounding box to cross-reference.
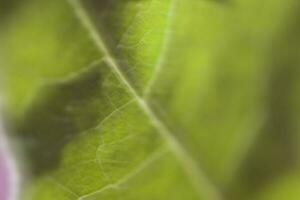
[10,65,109,176]
[81,0,145,51]
[0,0,21,21]
[228,4,300,199]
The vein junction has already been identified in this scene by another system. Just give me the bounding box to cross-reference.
[66,0,223,199]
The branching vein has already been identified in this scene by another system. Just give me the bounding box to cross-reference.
[67,0,223,199]
[78,148,167,200]
[47,176,79,198]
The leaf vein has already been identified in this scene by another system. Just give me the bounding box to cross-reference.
[67,0,223,199]
[78,148,167,200]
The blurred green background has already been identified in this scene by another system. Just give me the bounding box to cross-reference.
[1,0,300,199]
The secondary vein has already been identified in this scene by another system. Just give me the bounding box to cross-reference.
[66,0,223,199]
[79,148,167,200]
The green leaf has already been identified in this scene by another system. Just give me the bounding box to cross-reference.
[1,0,300,199]
[255,171,300,200]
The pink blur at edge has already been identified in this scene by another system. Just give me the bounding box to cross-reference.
[0,151,10,200]
[0,152,10,200]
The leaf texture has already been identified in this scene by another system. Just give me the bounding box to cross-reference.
[1,0,300,199]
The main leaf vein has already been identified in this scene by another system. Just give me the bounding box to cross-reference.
[66,0,223,199]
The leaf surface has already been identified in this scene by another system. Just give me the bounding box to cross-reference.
[1,0,300,199]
